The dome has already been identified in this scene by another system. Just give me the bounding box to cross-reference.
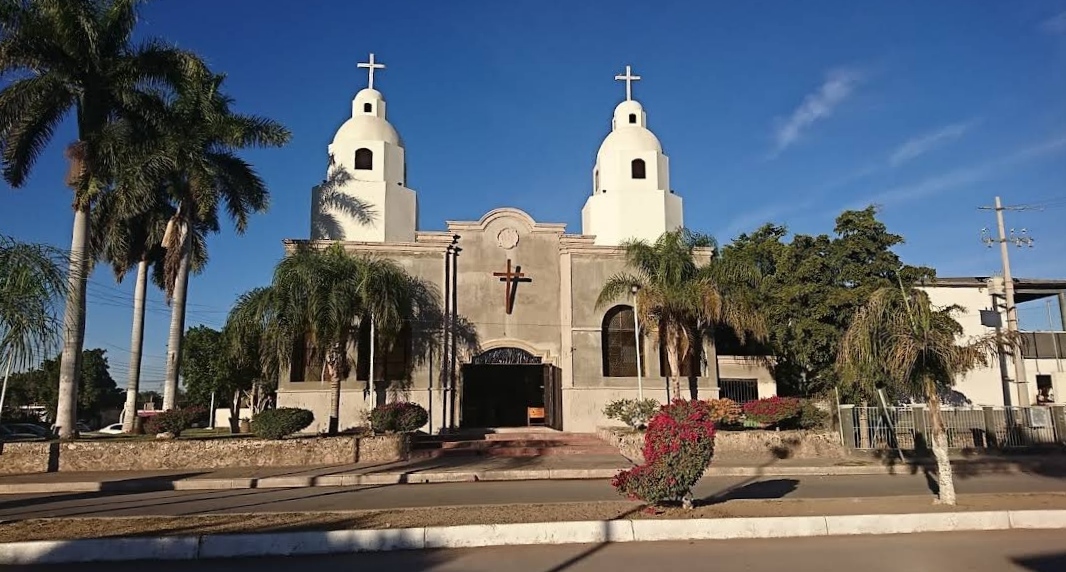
[331,115,402,146]
[331,88,403,147]
[596,99,661,160]
[596,125,662,158]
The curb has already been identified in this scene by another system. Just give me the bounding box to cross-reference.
[1,509,1064,564]
[0,460,1057,495]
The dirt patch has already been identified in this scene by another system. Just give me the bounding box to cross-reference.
[1,493,1064,543]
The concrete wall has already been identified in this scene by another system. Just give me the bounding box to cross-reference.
[0,434,408,475]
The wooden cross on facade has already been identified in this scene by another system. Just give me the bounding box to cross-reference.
[492,258,531,314]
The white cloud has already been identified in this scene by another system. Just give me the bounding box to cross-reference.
[847,133,1066,210]
[1042,11,1066,34]
[889,121,977,166]
[772,68,861,154]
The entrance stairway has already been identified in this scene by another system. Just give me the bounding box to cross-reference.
[410,429,620,459]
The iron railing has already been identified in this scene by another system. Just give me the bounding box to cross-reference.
[719,379,759,404]
[847,405,1062,450]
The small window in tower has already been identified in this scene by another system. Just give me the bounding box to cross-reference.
[363,103,373,113]
[631,158,646,179]
[355,148,373,170]
[628,113,637,124]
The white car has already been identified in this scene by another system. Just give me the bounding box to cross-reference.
[96,423,124,435]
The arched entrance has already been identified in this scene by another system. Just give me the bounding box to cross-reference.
[461,347,559,428]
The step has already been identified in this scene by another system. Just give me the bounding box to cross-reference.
[425,439,606,450]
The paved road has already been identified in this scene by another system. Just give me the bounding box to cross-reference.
[7,530,1066,571]
[1,472,1063,520]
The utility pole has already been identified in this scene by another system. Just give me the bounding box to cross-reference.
[980,196,1035,406]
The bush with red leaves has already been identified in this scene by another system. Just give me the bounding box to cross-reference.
[742,396,803,427]
[611,399,716,506]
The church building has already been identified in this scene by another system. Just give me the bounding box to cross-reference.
[277,55,775,434]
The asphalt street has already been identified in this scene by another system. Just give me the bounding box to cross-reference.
[1,472,1063,520]
[6,530,1066,572]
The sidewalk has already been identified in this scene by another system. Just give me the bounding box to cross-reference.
[1,450,1064,495]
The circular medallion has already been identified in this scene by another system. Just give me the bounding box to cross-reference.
[497,227,519,250]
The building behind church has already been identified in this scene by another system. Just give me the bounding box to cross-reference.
[276,56,775,433]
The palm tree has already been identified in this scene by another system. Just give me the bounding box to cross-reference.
[225,245,438,434]
[0,0,206,438]
[597,229,766,401]
[153,71,290,410]
[0,235,65,423]
[837,284,1002,505]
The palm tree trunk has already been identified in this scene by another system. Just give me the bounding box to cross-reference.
[121,258,149,432]
[925,378,956,505]
[329,376,341,434]
[55,206,91,439]
[163,231,191,410]
[706,327,721,390]
[665,322,682,401]
[0,349,14,425]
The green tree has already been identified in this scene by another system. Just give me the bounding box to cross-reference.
[0,235,65,422]
[0,0,206,438]
[155,71,290,411]
[597,230,766,401]
[724,207,935,398]
[837,285,1001,505]
[6,348,120,426]
[180,324,258,431]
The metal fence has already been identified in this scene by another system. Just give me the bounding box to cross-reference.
[846,405,1063,450]
[719,379,759,404]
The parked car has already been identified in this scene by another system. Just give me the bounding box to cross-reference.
[7,423,51,438]
[96,423,124,435]
[0,424,46,441]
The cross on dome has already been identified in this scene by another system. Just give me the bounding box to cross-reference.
[614,65,641,101]
[357,53,386,89]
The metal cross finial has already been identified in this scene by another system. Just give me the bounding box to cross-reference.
[358,53,386,89]
[614,65,641,101]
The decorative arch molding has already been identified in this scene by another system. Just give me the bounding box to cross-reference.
[473,338,554,365]
[446,208,566,235]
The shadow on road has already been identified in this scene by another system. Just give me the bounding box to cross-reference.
[1013,551,1066,572]
[700,478,798,504]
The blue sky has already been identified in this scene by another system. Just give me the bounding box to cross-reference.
[2,0,1065,388]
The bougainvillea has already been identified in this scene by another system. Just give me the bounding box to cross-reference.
[705,398,742,427]
[742,396,804,427]
[611,399,717,507]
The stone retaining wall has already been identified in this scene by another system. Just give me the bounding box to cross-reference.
[0,434,409,475]
[597,427,847,464]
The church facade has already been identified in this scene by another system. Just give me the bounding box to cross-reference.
[277,56,775,434]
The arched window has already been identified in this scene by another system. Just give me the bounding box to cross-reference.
[631,158,646,179]
[354,148,373,170]
[363,102,373,113]
[628,113,637,124]
[602,306,641,377]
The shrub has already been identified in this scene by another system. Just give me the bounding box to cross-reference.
[782,400,830,430]
[611,399,716,507]
[145,406,205,437]
[603,398,661,429]
[370,402,428,433]
[742,396,803,427]
[705,398,742,428]
[251,408,315,439]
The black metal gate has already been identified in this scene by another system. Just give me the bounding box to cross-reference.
[543,365,563,431]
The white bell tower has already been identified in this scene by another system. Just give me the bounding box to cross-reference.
[581,65,683,246]
[312,53,417,243]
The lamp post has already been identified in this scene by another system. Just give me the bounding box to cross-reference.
[631,284,643,400]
